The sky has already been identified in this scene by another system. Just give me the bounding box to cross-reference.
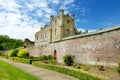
[0,0,120,41]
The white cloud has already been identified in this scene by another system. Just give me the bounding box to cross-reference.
[48,0,60,5]
[0,0,54,40]
[76,19,88,23]
[77,28,95,32]
[79,8,90,16]
[0,0,88,41]
[60,0,75,13]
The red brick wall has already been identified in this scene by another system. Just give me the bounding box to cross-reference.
[29,27,120,67]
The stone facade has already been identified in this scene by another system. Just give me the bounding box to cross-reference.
[24,38,34,47]
[27,9,120,67]
[35,9,75,46]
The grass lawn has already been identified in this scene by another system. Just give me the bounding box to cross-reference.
[0,60,39,80]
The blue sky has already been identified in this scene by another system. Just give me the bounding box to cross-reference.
[0,0,120,40]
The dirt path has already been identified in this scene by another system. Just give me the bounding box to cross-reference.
[0,58,79,80]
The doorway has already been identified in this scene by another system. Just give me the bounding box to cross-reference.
[54,50,57,62]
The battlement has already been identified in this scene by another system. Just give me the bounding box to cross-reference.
[35,9,75,46]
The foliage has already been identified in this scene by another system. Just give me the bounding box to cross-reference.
[47,55,54,60]
[117,63,120,74]
[13,57,31,64]
[74,27,82,35]
[63,54,74,66]
[38,55,54,61]
[82,65,91,71]
[8,49,18,57]
[99,65,105,71]
[73,63,81,69]
[32,61,101,80]
[18,49,29,58]
[39,55,48,61]
[0,35,24,50]
[0,44,3,50]
[0,60,38,80]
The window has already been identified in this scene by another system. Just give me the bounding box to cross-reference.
[36,36,38,40]
[67,20,70,23]
[67,29,70,34]
[55,29,57,35]
[55,20,57,23]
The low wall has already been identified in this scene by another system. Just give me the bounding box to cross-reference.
[29,25,120,67]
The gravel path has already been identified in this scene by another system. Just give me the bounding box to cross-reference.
[0,58,79,80]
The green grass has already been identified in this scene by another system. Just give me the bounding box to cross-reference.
[0,60,39,80]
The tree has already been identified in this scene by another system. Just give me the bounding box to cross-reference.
[63,54,74,66]
[74,27,82,35]
[0,44,3,50]
[0,35,24,50]
[18,49,29,58]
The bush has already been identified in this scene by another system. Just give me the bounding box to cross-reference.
[18,49,29,58]
[63,54,74,66]
[117,63,120,74]
[39,55,48,61]
[82,65,91,71]
[47,55,54,60]
[39,55,54,61]
[32,61,100,80]
[13,57,31,64]
[73,63,81,69]
[8,49,18,57]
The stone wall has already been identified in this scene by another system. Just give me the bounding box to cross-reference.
[29,25,120,67]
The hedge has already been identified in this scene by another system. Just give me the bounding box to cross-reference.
[32,61,101,80]
[6,57,31,64]
[13,57,31,64]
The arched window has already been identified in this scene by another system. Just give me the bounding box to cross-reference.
[67,20,70,23]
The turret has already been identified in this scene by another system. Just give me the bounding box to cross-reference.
[71,14,75,26]
[71,14,75,20]
[50,15,54,25]
[60,9,64,16]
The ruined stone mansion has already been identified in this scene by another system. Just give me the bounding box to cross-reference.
[26,9,120,67]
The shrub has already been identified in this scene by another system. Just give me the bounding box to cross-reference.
[82,65,91,71]
[8,49,18,57]
[117,63,120,74]
[39,55,54,61]
[47,55,54,60]
[73,63,81,69]
[13,57,31,64]
[63,54,74,66]
[38,55,48,61]
[32,61,100,80]
[18,49,29,58]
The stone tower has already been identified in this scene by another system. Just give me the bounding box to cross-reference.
[35,9,75,46]
[50,9,75,42]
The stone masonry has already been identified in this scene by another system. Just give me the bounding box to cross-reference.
[26,9,120,67]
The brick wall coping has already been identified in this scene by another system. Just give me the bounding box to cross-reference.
[63,25,120,41]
